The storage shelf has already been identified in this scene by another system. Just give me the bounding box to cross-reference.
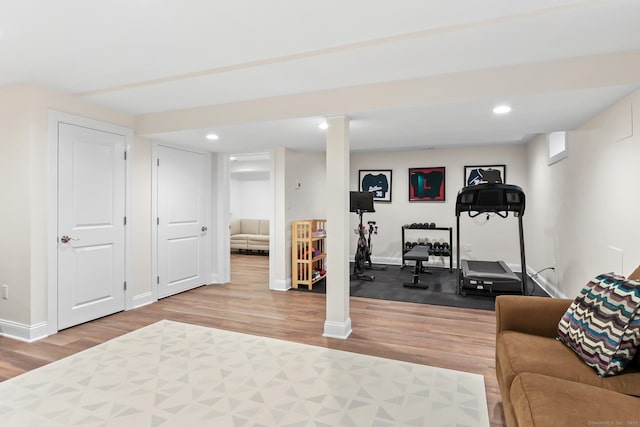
[292,219,326,289]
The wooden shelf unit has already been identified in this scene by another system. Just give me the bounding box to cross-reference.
[292,219,327,289]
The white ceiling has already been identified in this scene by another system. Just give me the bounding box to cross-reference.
[2,0,640,153]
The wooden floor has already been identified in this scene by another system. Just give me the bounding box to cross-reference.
[0,254,505,426]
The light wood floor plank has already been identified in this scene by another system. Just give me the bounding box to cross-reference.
[0,254,505,426]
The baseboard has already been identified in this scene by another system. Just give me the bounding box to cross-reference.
[209,273,229,284]
[369,256,401,266]
[0,319,48,342]
[526,266,567,298]
[323,318,352,339]
[131,292,155,309]
[271,278,291,291]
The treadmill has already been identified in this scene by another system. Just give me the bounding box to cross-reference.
[455,182,527,296]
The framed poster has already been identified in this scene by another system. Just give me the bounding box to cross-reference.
[408,167,445,202]
[464,165,506,186]
[359,169,392,202]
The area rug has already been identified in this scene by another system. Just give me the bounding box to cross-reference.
[0,320,489,426]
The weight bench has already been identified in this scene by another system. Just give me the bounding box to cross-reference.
[402,245,430,289]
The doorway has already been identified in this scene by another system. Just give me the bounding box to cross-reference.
[228,153,272,282]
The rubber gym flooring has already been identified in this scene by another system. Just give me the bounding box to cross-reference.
[299,264,549,311]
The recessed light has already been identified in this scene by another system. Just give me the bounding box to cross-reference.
[318,122,328,130]
[206,133,219,140]
[229,156,236,161]
[493,105,512,115]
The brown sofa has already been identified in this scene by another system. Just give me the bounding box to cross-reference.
[495,295,640,427]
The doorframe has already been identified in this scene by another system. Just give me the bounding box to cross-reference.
[47,111,134,336]
[151,142,212,301]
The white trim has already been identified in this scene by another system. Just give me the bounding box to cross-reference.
[272,278,291,291]
[151,143,159,302]
[214,153,231,284]
[268,149,276,291]
[323,318,353,339]
[0,319,48,343]
[526,265,568,298]
[47,110,134,336]
[131,292,155,309]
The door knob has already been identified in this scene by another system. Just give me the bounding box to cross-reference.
[201,226,208,232]
[60,235,78,243]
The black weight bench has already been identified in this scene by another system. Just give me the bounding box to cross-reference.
[402,245,430,289]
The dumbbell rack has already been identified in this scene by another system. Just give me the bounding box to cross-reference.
[401,226,453,272]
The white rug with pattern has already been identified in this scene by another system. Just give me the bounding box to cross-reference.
[0,320,489,426]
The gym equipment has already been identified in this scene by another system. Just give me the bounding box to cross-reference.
[401,225,454,272]
[455,182,527,296]
[350,191,375,281]
[402,245,430,289]
[364,220,388,271]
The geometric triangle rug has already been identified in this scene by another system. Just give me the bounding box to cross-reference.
[0,320,489,426]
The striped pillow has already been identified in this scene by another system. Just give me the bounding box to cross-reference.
[557,273,640,377]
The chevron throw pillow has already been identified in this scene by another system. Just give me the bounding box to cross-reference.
[557,273,640,377]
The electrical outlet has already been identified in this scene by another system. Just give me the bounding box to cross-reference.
[2,284,8,300]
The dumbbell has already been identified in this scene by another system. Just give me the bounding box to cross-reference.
[441,242,450,256]
[433,242,442,256]
[429,222,436,229]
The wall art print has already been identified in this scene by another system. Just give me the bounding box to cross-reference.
[408,167,445,202]
[359,169,392,202]
[464,165,506,186]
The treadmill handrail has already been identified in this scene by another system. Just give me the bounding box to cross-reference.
[455,183,525,217]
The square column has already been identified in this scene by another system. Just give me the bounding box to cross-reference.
[323,115,352,339]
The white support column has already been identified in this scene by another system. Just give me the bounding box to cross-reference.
[271,147,290,291]
[323,115,352,339]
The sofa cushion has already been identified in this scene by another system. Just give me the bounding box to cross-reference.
[497,330,640,397]
[240,219,260,235]
[511,372,640,427]
[557,273,640,376]
[247,235,269,243]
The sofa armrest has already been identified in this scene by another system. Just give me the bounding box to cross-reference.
[496,295,572,338]
[230,219,241,236]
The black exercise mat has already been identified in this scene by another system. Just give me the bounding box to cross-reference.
[296,264,548,311]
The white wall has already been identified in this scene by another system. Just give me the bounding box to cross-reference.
[229,177,271,219]
[525,89,640,298]
[351,145,528,269]
[0,84,137,336]
[283,150,327,280]
[132,137,153,300]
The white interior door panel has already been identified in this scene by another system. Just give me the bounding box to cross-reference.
[58,123,126,329]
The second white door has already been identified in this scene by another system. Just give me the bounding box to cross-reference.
[157,146,209,298]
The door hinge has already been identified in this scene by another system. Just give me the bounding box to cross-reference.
[157,217,159,225]
[124,281,127,291]
[124,216,127,226]
[157,158,160,166]
[124,151,127,161]
[157,276,160,284]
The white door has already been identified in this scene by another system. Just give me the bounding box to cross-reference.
[58,123,126,330]
[157,146,208,298]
